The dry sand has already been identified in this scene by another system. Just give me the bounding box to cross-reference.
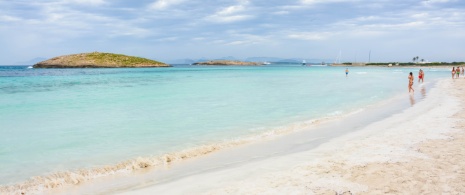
[125,78,465,195]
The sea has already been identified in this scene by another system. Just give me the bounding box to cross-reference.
[0,64,450,192]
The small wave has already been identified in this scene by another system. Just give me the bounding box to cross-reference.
[356,72,367,74]
[0,110,365,194]
[327,111,342,116]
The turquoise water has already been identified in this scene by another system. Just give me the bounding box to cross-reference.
[0,65,449,186]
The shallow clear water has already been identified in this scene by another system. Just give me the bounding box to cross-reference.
[0,65,449,185]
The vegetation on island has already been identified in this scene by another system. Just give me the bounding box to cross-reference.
[33,52,170,68]
[193,60,262,66]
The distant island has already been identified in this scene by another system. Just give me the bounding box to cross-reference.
[33,52,170,68]
[193,60,262,66]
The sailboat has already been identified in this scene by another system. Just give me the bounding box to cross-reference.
[332,50,343,66]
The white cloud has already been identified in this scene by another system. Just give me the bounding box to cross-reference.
[421,0,456,6]
[280,0,360,11]
[231,33,270,45]
[4,2,151,39]
[300,0,327,5]
[155,36,178,42]
[272,11,289,15]
[192,37,206,41]
[1,0,465,64]
[226,40,248,45]
[353,16,380,22]
[300,0,359,6]
[217,4,245,15]
[204,0,254,23]
[66,0,107,6]
[149,0,185,10]
[208,14,253,23]
[288,32,334,40]
[0,15,22,22]
[106,22,152,38]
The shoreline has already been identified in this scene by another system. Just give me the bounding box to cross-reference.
[0,84,412,194]
[119,78,464,194]
[0,67,454,194]
[8,89,413,194]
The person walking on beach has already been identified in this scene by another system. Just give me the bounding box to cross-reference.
[421,69,425,82]
[455,66,460,78]
[345,68,349,77]
[418,69,424,83]
[452,67,456,79]
[408,72,414,93]
[462,67,464,76]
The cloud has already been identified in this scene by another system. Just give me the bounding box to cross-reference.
[225,40,249,45]
[288,32,334,40]
[155,36,179,42]
[223,32,272,45]
[204,0,254,23]
[300,0,359,6]
[300,0,330,5]
[421,0,456,6]
[192,37,206,41]
[0,15,22,22]
[272,11,290,15]
[64,0,107,6]
[148,0,185,10]
[1,0,465,64]
[208,14,253,23]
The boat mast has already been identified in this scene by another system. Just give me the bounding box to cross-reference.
[335,50,342,64]
[368,50,371,63]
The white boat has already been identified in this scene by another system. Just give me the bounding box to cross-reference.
[302,60,306,66]
[262,61,271,65]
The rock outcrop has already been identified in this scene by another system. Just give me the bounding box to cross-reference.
[193,60,262,66]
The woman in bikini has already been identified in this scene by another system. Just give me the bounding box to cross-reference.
[418,69,424,83]
[421,69,424,82]
[452,67,456,79]
[408,72,414,93]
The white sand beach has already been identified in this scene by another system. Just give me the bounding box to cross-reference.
[120,78,465,194]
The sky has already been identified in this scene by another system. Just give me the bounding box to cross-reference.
[0,0,464,64]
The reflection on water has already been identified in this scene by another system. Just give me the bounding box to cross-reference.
[420,85,426,99]
[409,84,427,107]
[409,93,415,106]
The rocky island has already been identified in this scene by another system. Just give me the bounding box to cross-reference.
[33,52,170,68]
[193,60,262,66]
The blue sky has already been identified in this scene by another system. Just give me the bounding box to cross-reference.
[0,0,464,64]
